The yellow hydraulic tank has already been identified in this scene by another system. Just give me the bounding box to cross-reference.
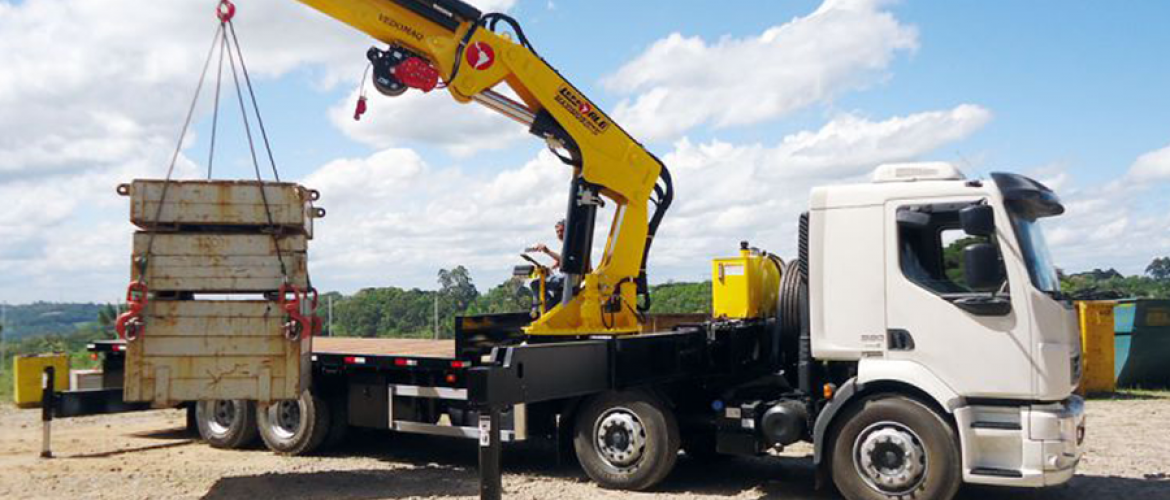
[1075,301,1116,395]
[13,354,70,408]
[712,243,782,319]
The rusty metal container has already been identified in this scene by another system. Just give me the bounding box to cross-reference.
[123,300,311,405]
[120,179,323,236]
[132,233,308,292]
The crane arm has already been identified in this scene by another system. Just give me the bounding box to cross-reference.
[297,0,673,335]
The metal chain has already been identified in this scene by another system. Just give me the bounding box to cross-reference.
[227,21,281,182]
[206,33,227,179]
[223,21,288,280]
[139,23,225,281]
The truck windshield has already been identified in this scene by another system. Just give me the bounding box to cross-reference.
[1010,215,1060,293]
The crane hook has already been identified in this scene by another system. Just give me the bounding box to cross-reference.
[217,0,236,23]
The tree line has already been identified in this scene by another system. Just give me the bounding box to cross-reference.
[324,266,712,338]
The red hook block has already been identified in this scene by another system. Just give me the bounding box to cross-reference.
[217,0,236,23]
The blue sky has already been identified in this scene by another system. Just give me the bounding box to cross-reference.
[1,0,1168,302]
[215,1,1170,183]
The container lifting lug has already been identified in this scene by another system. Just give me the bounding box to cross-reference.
[115,281,149,342]
[278,284,319,341]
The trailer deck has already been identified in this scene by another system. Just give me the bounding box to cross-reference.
[311,337,455,359]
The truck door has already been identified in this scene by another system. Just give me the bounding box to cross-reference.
[883,199,1033,398]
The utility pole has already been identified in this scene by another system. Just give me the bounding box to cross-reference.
[1,302,7,377]
[433,294,439,340]
[327,295,334,337]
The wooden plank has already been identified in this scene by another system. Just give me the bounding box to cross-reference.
[133,233,307,255]
[146,300,280,318]
[134,256,308,292]
[133,180,307,205]
[142,316,282,337]
[164,377,291,402]
[141,336,290,357]
[132,233,309,292]
[137,356,289,378]
[128,179,316,233]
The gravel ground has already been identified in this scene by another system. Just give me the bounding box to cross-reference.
[1,395,1168,499]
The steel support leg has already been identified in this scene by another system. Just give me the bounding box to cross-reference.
[40,367,55,459]
[478,406,502,500]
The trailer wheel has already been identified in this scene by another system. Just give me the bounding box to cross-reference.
[195,400,258,449]
[574,390,680,491]
[830,395,960,500]
[257,391,331,455]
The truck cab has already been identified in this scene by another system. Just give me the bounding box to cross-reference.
[808,162,1085,490]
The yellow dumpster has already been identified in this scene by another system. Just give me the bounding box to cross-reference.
[1075,301,1116,395]
[13,354,70,408]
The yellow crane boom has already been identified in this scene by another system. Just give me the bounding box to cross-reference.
[297,0,673,335]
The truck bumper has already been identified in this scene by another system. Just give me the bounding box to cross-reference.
[956,395,1085,487]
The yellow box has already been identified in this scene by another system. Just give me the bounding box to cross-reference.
[1075,301,1116,395]
[712,246,782,319]
[13,354,70,408]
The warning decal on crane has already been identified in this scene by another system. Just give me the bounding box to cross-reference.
[555,86,611,135]
[466,41,495,70]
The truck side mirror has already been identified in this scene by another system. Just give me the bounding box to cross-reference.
[960,204,995,237]
[963,243,1004,292]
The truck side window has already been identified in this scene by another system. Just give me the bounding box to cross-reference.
[897,204,1005,295]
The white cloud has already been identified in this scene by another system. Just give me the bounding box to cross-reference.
[329,87,527,158]
[0,0,403,302]
[296,104,990,293]
[603,0,918,140]
[1041,144,1170,275]
[649,105,991,274]
[300,148,571,291]
[1124,143,1170,183]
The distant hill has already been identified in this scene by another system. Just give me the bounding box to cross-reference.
[0,302,105,339]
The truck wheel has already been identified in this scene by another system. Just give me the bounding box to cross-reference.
[574,391,680,491]
[257,391,331,455]
[831,395,961,500]
[195,400,259,449]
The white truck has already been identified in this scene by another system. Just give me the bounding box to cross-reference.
[56,162,1084,500]
[801,162,1084,497]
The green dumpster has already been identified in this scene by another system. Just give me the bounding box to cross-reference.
[1114,299,1170,388]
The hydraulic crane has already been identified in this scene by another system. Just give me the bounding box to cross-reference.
[297,0,673,336]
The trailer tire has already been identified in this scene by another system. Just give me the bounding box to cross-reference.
[257,391,331,456]
[574,390,680,491]
[830,395,961,500]
[195,400,259,449]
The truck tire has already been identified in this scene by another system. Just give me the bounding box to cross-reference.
[574,390,680,491]
[830,395,961,500]
[195,400,259,449]
[257,391,331,455]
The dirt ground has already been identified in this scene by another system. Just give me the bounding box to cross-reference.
[1,395,1169,500]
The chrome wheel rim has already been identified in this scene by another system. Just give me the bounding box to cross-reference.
[853,421,928,495]
[208,400,237,436]
[594,407,647,470]
[268,400,302,440]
